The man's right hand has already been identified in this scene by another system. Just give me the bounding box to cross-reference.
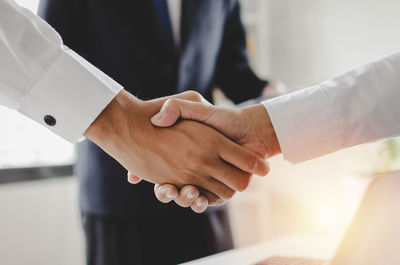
[84,90,270,203]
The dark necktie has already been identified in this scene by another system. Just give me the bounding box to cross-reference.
[153,0,174,52]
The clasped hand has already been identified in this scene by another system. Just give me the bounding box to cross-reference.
[124,91,281,213]
[85,90,275,212]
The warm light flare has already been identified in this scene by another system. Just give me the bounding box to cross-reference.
[317,209,341,231]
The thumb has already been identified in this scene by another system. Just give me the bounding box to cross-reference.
[151,98,214,127]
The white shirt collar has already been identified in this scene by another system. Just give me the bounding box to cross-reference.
[167,0,182,48]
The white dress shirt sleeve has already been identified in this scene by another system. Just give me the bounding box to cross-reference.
[263,52,400,163]
[0,0,123,143]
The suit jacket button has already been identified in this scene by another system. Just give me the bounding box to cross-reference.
[44,115,56,126]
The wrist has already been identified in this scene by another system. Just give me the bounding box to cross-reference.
[84,90,141,146]
[263,107,282,157]
[247,104,282,157]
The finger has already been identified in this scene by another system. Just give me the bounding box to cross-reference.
[200,189,225,206]
[218,139,270,178]
[191,196,209,213]
[205,157,252,192]
[154,184,178,203]
[151,99,214,127]
[174,185,200,208]
[127,172,142,184]
[198,177,236,201]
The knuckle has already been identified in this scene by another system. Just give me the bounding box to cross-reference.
[164,98,178,109]
[184,90,203,101]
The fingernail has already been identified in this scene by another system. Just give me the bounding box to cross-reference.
[187,190,196,199]
[151,113,163,123]
[166,189,175,199]
[196,200,204,207]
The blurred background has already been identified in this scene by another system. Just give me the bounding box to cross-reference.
[1,0,400,264]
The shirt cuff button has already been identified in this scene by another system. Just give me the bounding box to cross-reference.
[44,115,56,126]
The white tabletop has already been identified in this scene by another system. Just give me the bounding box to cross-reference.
[182,235,341,265]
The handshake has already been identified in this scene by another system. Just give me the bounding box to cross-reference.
[85,90,282,213]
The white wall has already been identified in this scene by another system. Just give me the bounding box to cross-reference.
[268,0,400,89]
[0,178,84,265]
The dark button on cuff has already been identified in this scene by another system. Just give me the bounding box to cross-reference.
[44,115,56,126]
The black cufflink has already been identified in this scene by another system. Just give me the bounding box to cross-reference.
[44,115,56,126]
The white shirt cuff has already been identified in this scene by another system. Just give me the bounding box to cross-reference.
[262,85,342,164]
[18,47,123,143]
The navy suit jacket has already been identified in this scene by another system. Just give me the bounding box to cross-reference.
[39,0,267,216]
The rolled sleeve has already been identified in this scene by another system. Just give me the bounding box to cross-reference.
[18,47,122,143]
